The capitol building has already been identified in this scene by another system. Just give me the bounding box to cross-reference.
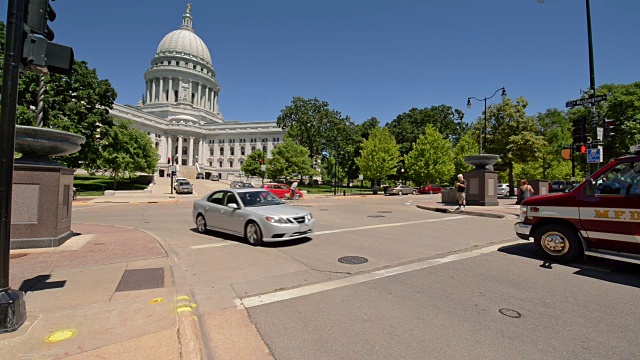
[109,6,284,179]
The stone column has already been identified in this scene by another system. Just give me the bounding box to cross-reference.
[189,82,193,104]
[146,80,150,104]
[198,139,204,163]
[188,137,194,166]
[197,83,202,108]
[159,77,164,101]
[168,77,173,102]
[214,92,218,112]
[177,136,183,164]
[151,78,156,103]
[166,136,172,162]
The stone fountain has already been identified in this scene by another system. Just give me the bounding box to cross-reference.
[462,154,500,206]
[10,126,85,249]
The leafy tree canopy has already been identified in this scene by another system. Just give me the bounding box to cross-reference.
[266,139,314,181]
[241,150,266,178]
[356,128,400,185]
[385,104,466,156]
[405,125,455,186]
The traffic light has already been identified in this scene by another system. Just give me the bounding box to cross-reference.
[259,158,263,164]
[572,117,588,144]
[167,157,171,164]
[22,0,74,76]
[573,144,587,154]
[603,119,615,140]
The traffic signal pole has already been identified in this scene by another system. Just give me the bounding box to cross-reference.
[0,0,28,333]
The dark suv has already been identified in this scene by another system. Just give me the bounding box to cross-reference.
[550,180,570,192]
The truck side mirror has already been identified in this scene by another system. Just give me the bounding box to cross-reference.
[584,178,596,197]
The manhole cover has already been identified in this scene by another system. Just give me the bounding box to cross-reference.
[368,215,385,218]
[338,256,369,265]
[377,211,392,213]
[499,308,523,318]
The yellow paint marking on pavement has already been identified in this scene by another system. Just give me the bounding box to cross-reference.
[176,295,191,301]
[177,306,194,313]
[148,297,164,304]
[45,329,76,343]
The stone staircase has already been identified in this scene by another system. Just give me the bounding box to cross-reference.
[178,165,198,179]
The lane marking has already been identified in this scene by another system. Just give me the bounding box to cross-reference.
[239,240,523,308]
[313,215,468,235]
[190,242,234,249]
[73,204,120,210]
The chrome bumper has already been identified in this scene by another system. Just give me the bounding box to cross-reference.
[514,222,532,240]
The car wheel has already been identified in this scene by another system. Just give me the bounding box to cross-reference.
[534,224,582,262]
[412,190,417,195]
[196,215,208,234]
[245,221,263,246]
[398,191,403,196]
[429,190,433,194]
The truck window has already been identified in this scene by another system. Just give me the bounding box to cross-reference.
[594,162,640,196]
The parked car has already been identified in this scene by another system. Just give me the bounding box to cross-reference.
[196,173,205,179]
[175,179,193,194]
[210,174,219,181]
[385,184,416,195]
[173,177,187,190]
[416,184,442,194]
[496,183,510,196]
[192,188,315,245]
[263,183,304,199]
[550,180,571,192]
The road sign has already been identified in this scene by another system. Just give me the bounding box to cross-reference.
[587,146,603,164]
[261,165,266,171]
[358,174,364,181]
[565,94,607,108]
[170,166,176,172]
[596,127,603,141]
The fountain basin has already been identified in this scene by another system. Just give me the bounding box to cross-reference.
[15,125,85,165]
[464,154,500,170]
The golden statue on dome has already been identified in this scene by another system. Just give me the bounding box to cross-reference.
[186,3,191,14]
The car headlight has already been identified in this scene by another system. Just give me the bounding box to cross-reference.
[265,216,289,224]
[306,213,313,221]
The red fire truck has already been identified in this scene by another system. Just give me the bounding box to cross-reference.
[515,146,640,263]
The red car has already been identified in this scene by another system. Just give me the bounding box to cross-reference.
[417,184,442,194]
[262,183,304,199]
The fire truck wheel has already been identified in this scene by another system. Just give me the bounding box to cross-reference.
[534,224,582,262]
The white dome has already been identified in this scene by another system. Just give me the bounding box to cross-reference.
[155,13,212,66]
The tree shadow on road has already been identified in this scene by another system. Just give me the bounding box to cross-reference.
[189,228,312,247]
[498,242,640,289]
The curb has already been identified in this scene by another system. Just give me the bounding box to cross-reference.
[139,228,207,360]
[415,204,510,219]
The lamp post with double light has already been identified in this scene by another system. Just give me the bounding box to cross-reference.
[467,87,507,155]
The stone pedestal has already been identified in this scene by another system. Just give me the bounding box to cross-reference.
[463,170,499,206]
[10,163,76,249]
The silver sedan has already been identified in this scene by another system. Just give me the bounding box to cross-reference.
[192,188,315,245]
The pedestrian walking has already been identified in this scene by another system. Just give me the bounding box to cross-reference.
[290,181,298,199]
[455,174,466,210]
[518,179,534,204]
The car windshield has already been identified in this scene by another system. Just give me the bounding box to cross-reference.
[238,190,285,207]
[177,181,190,185]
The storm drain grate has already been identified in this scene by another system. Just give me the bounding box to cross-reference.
[115,268,164,292]
[338,256,369,265]
[368,215,385,218]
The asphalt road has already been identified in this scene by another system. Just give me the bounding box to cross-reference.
[73,187,640,359]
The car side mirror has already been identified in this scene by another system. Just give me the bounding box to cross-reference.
[227,203,239,209]
[584,178,596,197]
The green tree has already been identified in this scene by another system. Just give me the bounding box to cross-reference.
[241,150,266,178]
[356,128,400,186]
[98,120,157,189]
[534,108,572,180]
[276,97,343,158]
[484,97,546,195]
[405,125,455,186]
[265,139,314,181]
[453,131,480,184]
[386,105,466,156]
[598,82,640,160]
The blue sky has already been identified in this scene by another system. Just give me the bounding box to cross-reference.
[3,0,639,124]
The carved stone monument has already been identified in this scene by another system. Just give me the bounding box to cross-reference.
[463,154,500,206]
[10,126,85,249]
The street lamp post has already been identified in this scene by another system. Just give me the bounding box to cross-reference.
[467,87,507,155]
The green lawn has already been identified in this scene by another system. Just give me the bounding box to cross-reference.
[73,175,149,196]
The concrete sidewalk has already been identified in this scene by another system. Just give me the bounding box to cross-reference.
[415,196,521,219]
[1,224,202,359]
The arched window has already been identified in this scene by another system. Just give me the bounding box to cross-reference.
[182,146,188,156]
[219,147,224,156]
[229,160,234,168]
[209,148,214,156]
[219,161,223,168]
[251,146,256,152]
[230,147,235,156]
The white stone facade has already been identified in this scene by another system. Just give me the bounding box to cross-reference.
[109,7,284,178]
